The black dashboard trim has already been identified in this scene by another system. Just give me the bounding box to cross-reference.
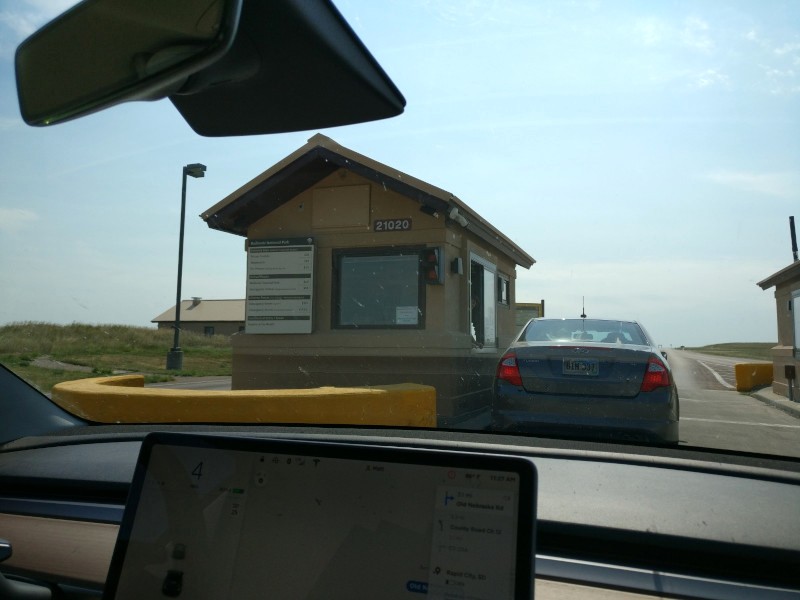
[3,425,800,483]
[537,556,800,600]
[0,497,123,524]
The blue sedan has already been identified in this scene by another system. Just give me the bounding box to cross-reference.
[492,318,679,444]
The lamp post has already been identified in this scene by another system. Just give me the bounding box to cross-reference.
[166,163,207,370]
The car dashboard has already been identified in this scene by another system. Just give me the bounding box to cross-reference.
[1,425,799,599]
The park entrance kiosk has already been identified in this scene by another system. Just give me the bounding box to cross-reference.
[202,134,535,428]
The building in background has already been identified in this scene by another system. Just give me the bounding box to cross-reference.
[152,298,245,336]
[514,301,545,329]
[758,261,800,400]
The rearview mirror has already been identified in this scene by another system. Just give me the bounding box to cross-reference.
[15,0,406,136]
[15,0,242,126]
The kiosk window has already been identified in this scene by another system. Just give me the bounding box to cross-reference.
[498,275,510,306]
[334,249,424,328]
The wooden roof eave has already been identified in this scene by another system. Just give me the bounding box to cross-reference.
[201,134,535,268]
[202,147,452,237]
[757,260,800,290]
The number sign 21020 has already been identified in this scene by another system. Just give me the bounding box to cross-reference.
[374,218,411,232]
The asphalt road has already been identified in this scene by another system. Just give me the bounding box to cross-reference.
[666,349,800,457]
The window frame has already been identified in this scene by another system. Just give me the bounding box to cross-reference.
[792,289,800,359]
[332,246,426,330]
[497,273,510,306]
[470,254,498,348]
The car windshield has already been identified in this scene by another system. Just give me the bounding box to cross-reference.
[1,0,798,459]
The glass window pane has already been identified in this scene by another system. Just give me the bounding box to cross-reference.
[470,261,484,344]
[497,276,509,305]
[483,268,496,346]
[339,254,420,326]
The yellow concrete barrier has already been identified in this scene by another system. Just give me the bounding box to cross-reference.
[51,375,437,427]
[734,363,773,392]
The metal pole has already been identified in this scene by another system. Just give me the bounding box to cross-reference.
[166,167,189,370]
[174,166,189,351]
[166,163,205,370]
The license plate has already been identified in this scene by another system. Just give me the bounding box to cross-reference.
[562,358,599,376]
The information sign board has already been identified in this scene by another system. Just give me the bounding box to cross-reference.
[246,238,314,334]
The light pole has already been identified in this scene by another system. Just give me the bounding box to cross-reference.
[166,163,207,370]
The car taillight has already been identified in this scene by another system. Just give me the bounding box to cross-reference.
[497,352,523,387]
[640,355,670,392]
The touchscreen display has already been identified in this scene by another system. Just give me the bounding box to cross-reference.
[104,433,535,600]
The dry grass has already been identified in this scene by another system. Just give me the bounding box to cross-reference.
[0,322,232,393]
[687,342,775,362]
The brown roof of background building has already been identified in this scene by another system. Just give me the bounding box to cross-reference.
[151,299,245,323]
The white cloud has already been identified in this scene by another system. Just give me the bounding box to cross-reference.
[0,117,23,131]
[681,16,714,52]
[0,10,39,38]
[693,68,730,89]
[0,0,76,39]
[705,170,799,199]
[634,17,669,46]
[0,208,38,233]
[774,41,800,56]
[759,64,799,94]
[418,0,508,27]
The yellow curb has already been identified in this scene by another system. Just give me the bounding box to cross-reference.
[734,363,773,392]
[51,375,436,427]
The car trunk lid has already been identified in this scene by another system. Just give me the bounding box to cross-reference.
[514,343,651,398]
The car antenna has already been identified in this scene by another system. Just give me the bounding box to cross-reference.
[580,297,587,319]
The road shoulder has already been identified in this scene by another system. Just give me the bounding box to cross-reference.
[750,387,800,420]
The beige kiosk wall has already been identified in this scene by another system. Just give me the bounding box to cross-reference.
[232,169,520,428]
[771,282,800,398]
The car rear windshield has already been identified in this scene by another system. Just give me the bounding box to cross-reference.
[523,320,649,345]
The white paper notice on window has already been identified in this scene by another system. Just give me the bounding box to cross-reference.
[396,306,418,325]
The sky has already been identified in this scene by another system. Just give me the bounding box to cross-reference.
[0,0,798,347]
